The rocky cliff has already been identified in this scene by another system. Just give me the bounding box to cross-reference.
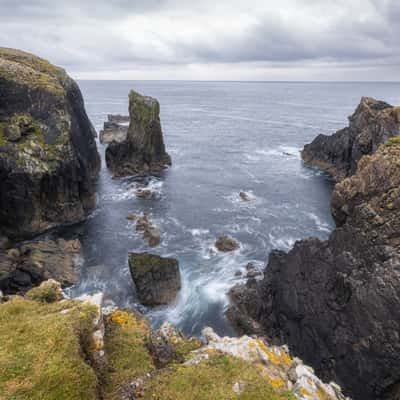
[0,48,100,238]
[105,90,171,177]
[228,137,400,399]
[301,97,400,180]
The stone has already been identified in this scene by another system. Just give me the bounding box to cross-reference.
[197,327,348,400]
[143,227,161,247]
[147,322,186,368]
[135,189,152,199]
[0,48,100,238]
[25,279,63,303]
[239,191,250,201]
[0,238,81,294]
[215,235,240,252]
[128,252,181,306]
[105,90,171,177]
[126,213,137,221]
[136,214,151,232]
[302,97,400,180]
[245,262,262,278]
[228,122,400,399]
[99,114,129,144]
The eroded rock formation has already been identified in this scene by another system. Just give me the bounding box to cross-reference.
[99,114,129,144]
[229,139,400,399]
[0,48,100,238]
[128,252,181,306]
[105,90,171,177]
[301,97,400,180]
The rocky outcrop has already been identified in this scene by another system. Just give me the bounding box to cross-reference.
[105,90,171,177]
[215,235,240,252]
[229,142,400,399]
[99,114,129,144]
[0,48,100,238]
[135,213,161,247]
[301,97,400,180]
[128,252,181,306]
[0,238,81,294]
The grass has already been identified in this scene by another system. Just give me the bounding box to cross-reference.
[103,310,155,399]
[142,353,295,400]
[385,136,400,146]
[0,297,99,400]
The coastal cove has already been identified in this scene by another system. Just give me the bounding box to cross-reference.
[45,80,400,336]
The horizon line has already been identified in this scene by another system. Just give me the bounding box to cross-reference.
[75,79,400,83]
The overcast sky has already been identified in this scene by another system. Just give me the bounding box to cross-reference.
[0,0,399,80]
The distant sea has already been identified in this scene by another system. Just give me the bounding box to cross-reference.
[52,81,400,336]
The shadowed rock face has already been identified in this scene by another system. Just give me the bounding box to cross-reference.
[0,48,100,239]
[301,97,400,180]
[228,142,400,400]
[128,252,181,306]
[105,90,171,177]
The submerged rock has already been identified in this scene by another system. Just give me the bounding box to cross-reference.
[0,48,100,238]
[128,252,181,306]
[229,139,400,399]
[135,213,161,247]
[99,114,129,144]
[239,191,251,201]
[105,90,171,177]
[301,97,400,180]
[215,235,240,252]
[0,238,81,294]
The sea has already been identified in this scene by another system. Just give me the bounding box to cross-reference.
[52,81,400,336]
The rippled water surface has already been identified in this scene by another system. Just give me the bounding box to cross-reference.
[60,81,400,336]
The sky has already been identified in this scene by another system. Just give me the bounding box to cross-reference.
[0,0,399,81]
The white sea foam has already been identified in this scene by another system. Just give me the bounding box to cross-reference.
[268,233,297,251]
[306,212,332,233]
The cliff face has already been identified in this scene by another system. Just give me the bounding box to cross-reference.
[0,48,100,238]
[301,97,400,180]
[105,90,171,177]
[229,141,400,399]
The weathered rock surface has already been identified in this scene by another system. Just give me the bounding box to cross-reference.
[302,97,400,180]
[99,114,129,144]
[215,235,240,252]
[105,90,171,177]
[135,213,161,247]
[229,142,400,399]
[0,48,100,238]
[128,252,181,306]
[0,238,81,294]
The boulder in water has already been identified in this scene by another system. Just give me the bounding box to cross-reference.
[215,235,240,252]
[128,252,181,306]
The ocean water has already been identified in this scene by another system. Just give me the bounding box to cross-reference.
[58,81,400,336]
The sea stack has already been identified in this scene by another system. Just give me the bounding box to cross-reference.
[105,90,171,177]
[0,48,100,238]
[301,97,400,180]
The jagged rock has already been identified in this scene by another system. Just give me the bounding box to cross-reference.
[215,235,240,252]
[198,327,349,400]
[135,213,161,247]
[239,191,250,201]
[105,90,171,177]
[245,262,262,278]
[135,188,152,199]
[147,322,186,368]
[229,141,400,399]
[99,114,129,144]
[0,48,100,238]
[128,252,181,306]
[301,97,400,180]
[126,213,137,221]
[0,238,81,294]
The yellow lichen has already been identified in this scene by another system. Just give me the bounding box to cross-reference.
[256,340,293,367]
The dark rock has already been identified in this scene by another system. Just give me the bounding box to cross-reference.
[215,235,240,252]
[0,238,81,294]
[135,214,161,247]
[105,90,171,177]
[135,188,152,199]
[99,114,129,144]
[147,322,186,368]
[301,97,400,180]
[228,139,400,399]
[0,48,100,238]
[245,262,262,278]
[128,252,181,306]
[239,191,251,201]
